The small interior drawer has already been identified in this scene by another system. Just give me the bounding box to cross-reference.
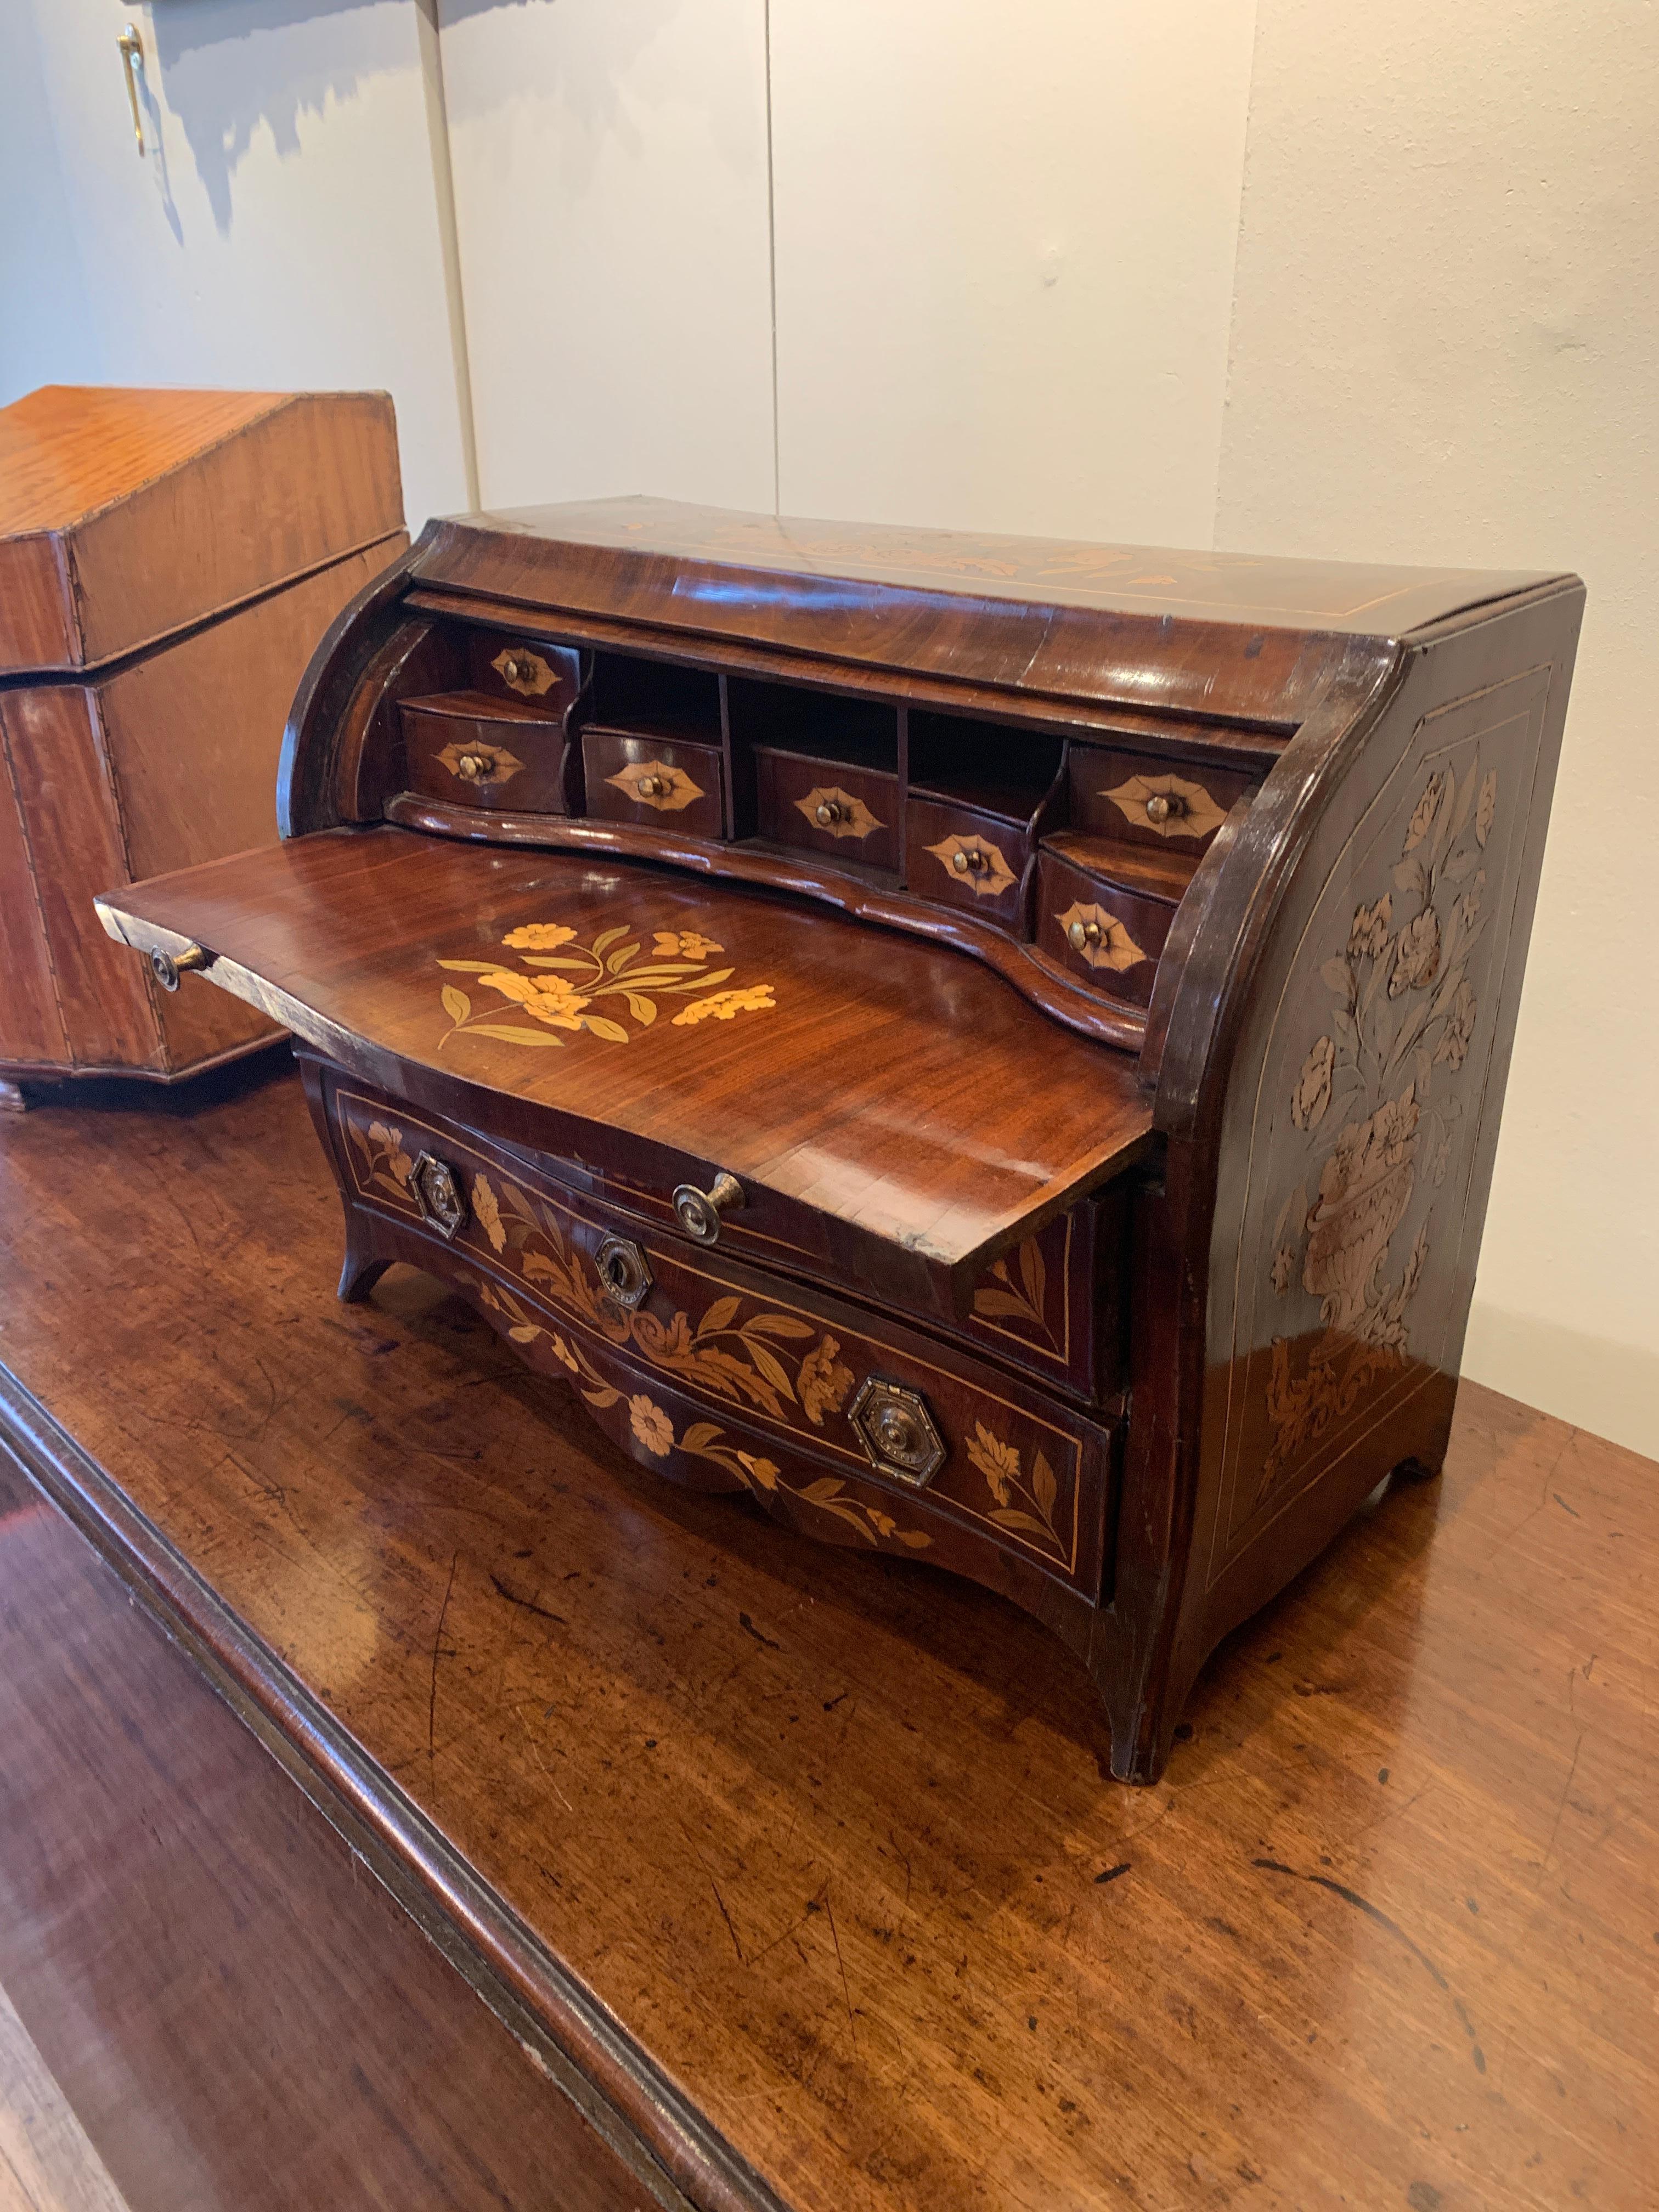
[754,747,900,872]
[582,728,726,838]
[467,636,583,707]
[1066,744,1255,854]
[1036,838,1186,1008]
[400,691,578,812]
[905,791,1034,929]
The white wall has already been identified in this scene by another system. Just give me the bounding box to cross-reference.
[437,0,1258,537]
[1217,0,1659,1457]
[0,0,474,531]
[769,1,1259,543]
[437,0,775,515]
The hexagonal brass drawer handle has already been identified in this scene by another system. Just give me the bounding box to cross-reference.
[849,1375,945,1489]
[410,1152,468,1241]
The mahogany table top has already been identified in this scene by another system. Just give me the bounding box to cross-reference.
[1,1053,1653,2212]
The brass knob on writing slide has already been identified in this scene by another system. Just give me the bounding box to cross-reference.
[149,943,207,993]
[456,752,489,781]
[814,799,844,826]
[1067,918,1103,952]
[672,1171,744,1245]
[1145,792,1183,825]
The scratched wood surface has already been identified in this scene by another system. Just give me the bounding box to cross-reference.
[0,1056,1654,2212]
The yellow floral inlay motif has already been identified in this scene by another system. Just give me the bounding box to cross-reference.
[501,923,577,951]
[436,918,776,1054]
[670,985,776,1027]
[628,1395,674,1457]
[471,1173,506,1252]
[653,930,724,961]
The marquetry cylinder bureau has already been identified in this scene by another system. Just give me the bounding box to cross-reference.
[0,384,406,1105]
[96,500,1583,1780]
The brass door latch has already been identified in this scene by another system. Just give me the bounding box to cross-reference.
[117,24,145,155]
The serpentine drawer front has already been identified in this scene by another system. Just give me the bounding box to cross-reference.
[316,1066,1115,1606]
[582,727,726,839]
[97,492,1583,1781]
[401,691,577,812]
[754,748,901,872]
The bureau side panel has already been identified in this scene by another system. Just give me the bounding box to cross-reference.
[1177,589,1583,1716]
[0,1451,669,2212]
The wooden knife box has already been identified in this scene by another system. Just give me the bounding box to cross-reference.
[0,385,407,1103]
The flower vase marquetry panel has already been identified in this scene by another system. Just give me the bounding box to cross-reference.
[1199,664,1559,1587]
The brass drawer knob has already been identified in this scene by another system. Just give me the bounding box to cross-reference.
[814,798,845,826]
[636,774,667,799]
[673,1170,743,1244]
[849,1376,946,1488]
[456,752,490,781]
[1067,917,1104,952]
[149,943,208,992]
[951,848,988,874]
[1144,792,1185,826]
[595,1234,653,1310]
[500,652,538,689]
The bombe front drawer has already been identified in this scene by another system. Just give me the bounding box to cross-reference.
[905,791,1034,930]
[321,1073,1115,1602]
[1066,744,1255,856]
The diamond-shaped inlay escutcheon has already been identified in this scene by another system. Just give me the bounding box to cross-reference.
[849,1375,946,1489]
[411,1152,468,1241]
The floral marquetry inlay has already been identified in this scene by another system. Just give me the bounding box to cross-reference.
[338,1097,1085,1576]
[1263,744,1502,1494]
[432,917,775,1054]
[972,1236,1062,1352]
